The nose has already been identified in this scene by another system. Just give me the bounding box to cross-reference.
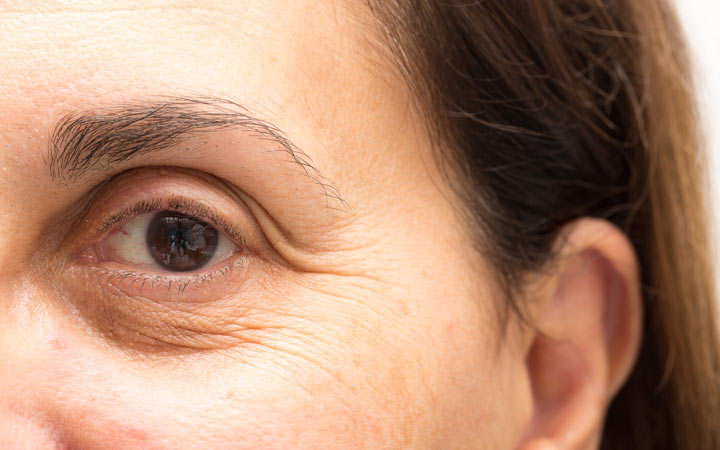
[0,139,69,445]
[0,406,68,450]
[0,279,68,449]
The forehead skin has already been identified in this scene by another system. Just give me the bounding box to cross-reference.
[0,1,521,449]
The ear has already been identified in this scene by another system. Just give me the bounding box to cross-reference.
[516,218,643,450]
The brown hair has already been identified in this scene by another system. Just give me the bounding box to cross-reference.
[368,0,720,448]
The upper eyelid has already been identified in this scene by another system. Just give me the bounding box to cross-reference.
[73,166,253,245]
[58,167,285,271]
[99,198,162,234]
[47,96,345,210]
[99,196,246,244]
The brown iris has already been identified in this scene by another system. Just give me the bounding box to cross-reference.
[146,211,219,272]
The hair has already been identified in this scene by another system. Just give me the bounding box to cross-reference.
[367,0,720,448]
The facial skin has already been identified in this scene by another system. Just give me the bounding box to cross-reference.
[0,1,643,449]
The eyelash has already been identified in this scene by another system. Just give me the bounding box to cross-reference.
[97,195,246,245]
[75,194,253,297]
[79,195,250,282]
[89,257,249,297]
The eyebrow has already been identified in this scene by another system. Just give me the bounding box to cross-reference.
[49,95,343,205]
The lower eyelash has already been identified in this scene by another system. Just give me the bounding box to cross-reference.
[88,257,249,300]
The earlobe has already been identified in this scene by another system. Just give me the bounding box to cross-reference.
[517,219,643,450]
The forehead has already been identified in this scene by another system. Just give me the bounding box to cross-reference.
[0,0,368,93]
[0,0,387,146]
[0,0,422,200]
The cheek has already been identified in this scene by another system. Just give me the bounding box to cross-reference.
[3,274,504,450]
[12,317,427,449]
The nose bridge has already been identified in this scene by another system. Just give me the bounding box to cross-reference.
[0,152,58,429]
[0,121,78,446]
[0,164,32,362]
[0,160,34,283]
[0,103,55,267]
[0,212,26,281]
[0,139,57,298]
[0,202,35,337]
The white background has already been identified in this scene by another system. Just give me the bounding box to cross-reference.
[677,1,720,268]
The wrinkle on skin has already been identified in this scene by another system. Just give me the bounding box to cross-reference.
[0,1,510,448]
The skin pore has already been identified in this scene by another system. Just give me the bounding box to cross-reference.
[0,1,642,449]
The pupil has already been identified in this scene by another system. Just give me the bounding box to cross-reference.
[146,211,219,272]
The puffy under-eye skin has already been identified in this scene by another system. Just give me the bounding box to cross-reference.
[53,167,284,353]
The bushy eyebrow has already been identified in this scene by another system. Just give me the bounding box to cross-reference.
[48,95,343,205]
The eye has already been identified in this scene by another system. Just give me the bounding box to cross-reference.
[100,210,239,272]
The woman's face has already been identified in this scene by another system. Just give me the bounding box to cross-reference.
[0,1,527,448]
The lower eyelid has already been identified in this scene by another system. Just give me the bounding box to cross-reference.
[62,269,270,355]
[76,256,251,304]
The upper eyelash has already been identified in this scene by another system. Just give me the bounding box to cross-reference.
[167,196,245,243]
[98,196,246,244]
[99,198,161,233]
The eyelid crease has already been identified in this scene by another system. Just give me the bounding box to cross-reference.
[48,95,345,209]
